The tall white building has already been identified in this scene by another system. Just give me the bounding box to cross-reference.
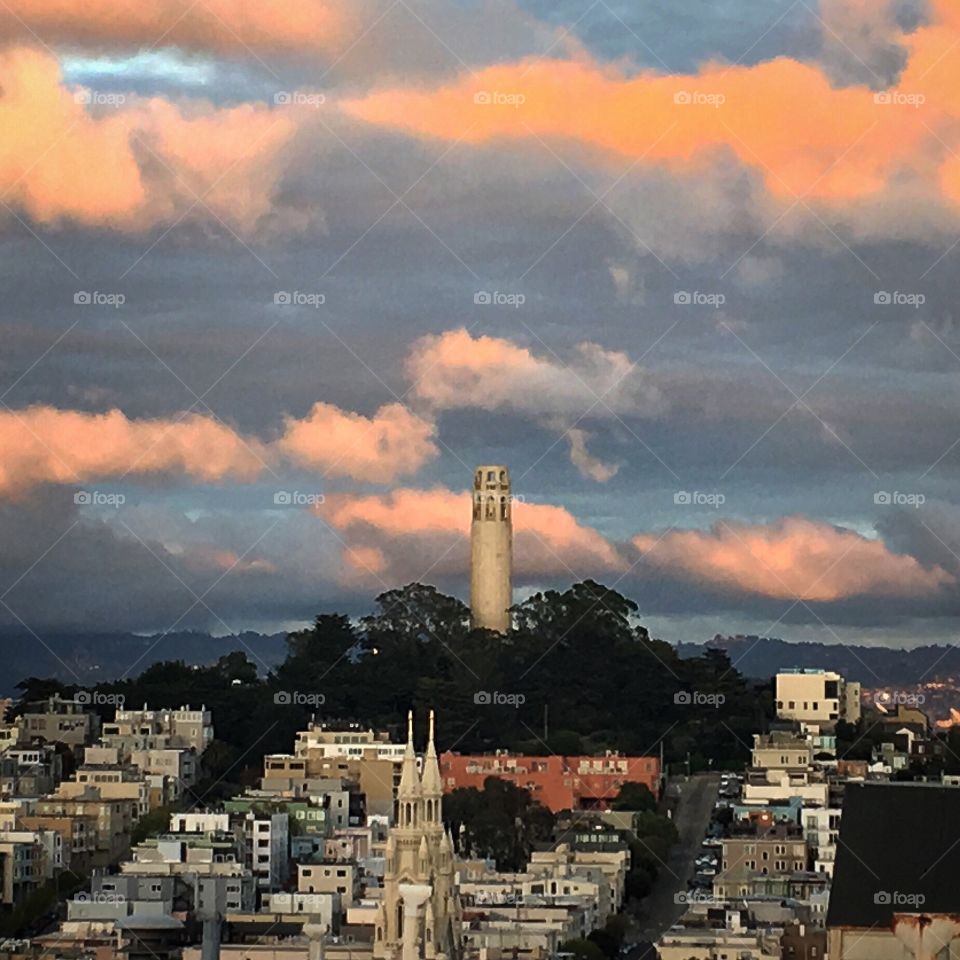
[775,669,861,727]
[470,465,513,633]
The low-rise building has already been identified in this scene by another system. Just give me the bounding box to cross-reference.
[102,705,213,753]
[0,830,44,907]
[0,744,64,796]
[20,695,100,749]
[298,861,359,908]
[440,751,659,812]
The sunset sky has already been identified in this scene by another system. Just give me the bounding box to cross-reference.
[4,0,960,649]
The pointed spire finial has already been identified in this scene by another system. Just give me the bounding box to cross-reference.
[407,709,414,745]
[429,708,435,746]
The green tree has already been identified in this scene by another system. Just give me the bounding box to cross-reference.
[612,782,657,812]
[559,939,606,960]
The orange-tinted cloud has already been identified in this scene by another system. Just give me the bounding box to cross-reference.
[0,0,354,55]
[407,328,659,417]
[318,486,624,584]
[0,406,265,495]
[0,48,297,231]
[0,400,435,496]
[633,516,953,602]
[343,0,960,205]
[277,402,438,482]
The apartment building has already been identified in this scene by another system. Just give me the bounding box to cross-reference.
[440,751,660,811]
[775,669,861,727]
[20,695,100,749]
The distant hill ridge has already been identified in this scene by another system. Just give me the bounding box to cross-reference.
[0,630,288,695]
[678,635,960,686]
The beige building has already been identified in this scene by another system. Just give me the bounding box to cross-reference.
[55,764,150,818]
[298,861,359,908]
[0,830,45,906]
[102,705,213,753]
[268,730,400,821]
[20,695,100,748]
[470,465,513,633]
[775,669,861,726]
[34,795,138,867]
[720,833,808,881]
[751,732,813,776]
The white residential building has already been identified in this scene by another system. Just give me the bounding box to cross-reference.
[801,805,842,877]
[775,669,861,726]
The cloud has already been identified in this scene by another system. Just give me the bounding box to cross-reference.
[0,0,353,56]
[632,516,952,602]
[817,0,927,88]
[0,406,265,496]
[342,0,960,210]
[566,427,619,482]
[0,401,435,496]
[406,328,662,417]
[276,402,438,482]
[405,328,660,481]
[318,486,625,585]
[0,47,297,232]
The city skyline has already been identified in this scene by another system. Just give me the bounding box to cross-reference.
[4,0,960,651]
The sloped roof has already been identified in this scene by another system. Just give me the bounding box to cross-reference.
[827,782,960,928]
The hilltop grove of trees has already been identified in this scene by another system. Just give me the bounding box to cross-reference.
[15,580,774,796]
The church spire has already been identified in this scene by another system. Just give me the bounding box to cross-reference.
[420,709,443,824]
[397,710,421,827]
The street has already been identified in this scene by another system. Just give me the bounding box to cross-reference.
[626,772,721,952]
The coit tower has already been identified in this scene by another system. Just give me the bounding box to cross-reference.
[470,465,513,632]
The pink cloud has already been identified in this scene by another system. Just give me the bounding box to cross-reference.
[276,402,438,483]
[343,0,960,208]
[318,486,624,584]
[0,406,265,496]
[0,400,435,496]
[633,516,953,602]
[0,0,354,55]
[406,328,660,417]
[0,48,297,231]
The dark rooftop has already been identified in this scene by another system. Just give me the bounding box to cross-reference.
[827,782,960,928]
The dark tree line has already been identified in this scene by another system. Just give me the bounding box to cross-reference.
[15,580,773,791]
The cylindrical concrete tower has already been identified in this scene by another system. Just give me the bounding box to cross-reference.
[470,465,513,632]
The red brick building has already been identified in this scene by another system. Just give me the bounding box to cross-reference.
[439,751,660,812]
